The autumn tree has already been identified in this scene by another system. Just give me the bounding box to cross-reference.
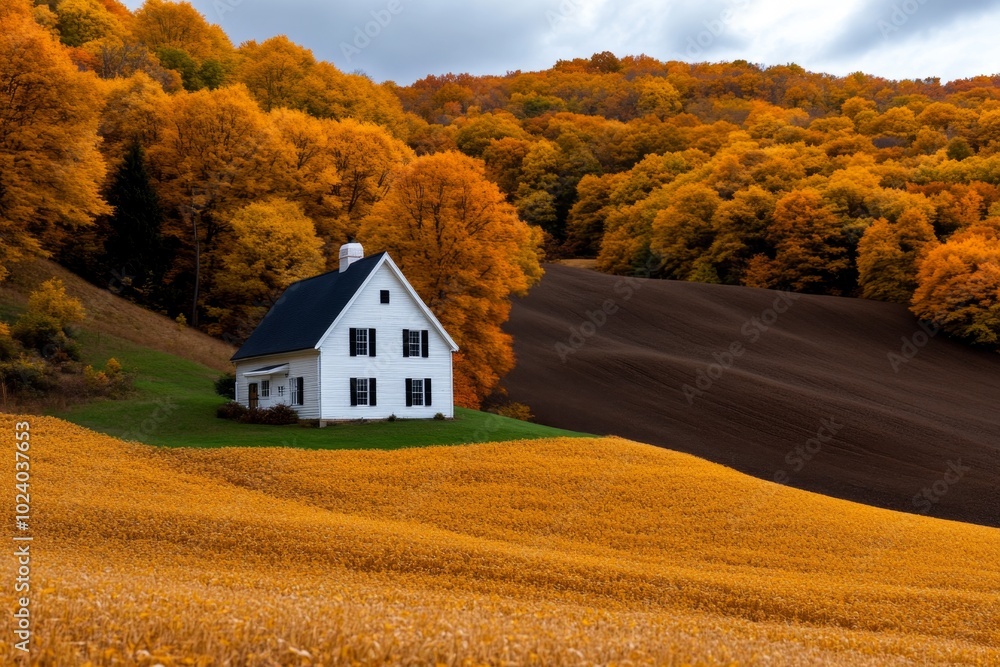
[0,0,109,281]
[268,109,411,264]
[147,84,285,325]
[12,277,86,358]
[235,38,408,137]
[634,76,681,120]
[481,137,533,198]
[708,185,776,285]
[857,210,937,303]
[55,0,128,48]
[649,183,722,281]
[454,111,529,158]
[911,232,1000,344]
[133,0,234,62]
[133,0,234,90]
[565,174,617,256]
[325,118,412,243]
[207,198,324,338]
[27,278,86,328]
[98,72,170,164]
[236,35,317,112]
[359,151,543,407]
[765,189,851,293]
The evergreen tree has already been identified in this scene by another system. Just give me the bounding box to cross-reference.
[103,142,167,300]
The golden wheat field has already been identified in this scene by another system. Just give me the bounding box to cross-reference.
[1,415,999,666]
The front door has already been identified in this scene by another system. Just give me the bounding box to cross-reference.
[248,382,259,409]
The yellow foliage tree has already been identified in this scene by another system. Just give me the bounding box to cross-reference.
[207,198,325,338]
[0,0,110,281]
[649,183,722,280]
[98,72,170,165]
[133,0,234,63]
[236,35,318,112]
[235,37,409,139]
[27,278,86,328]
[359,152,543,407]
[55,0,128,48]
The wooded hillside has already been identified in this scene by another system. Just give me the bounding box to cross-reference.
[3,0,999,408]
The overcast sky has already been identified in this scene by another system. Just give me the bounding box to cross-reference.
[119,0,1000,84]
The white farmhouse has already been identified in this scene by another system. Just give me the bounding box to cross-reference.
[231,243,459,423]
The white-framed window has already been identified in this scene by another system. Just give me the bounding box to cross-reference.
[290,377,304,406]
[355,328,368,356]
[260,380,270,398]
[277,385,285,397]
[408,330,422,357]
[410,378,424,406]
[350,378,376,406]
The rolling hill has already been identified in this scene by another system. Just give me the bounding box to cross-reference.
[2,415,998,665]
[504,264,1000,527]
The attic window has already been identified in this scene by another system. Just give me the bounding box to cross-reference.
[380,290,390,304]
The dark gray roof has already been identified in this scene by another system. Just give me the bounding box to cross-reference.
[231,252,386,361]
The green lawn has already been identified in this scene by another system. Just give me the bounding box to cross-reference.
[54,330,589,450]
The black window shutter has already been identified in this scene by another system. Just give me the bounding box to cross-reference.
[350,378,357,406]
[405,379,412,407]
[349,328,357,356]
[369,378,377,406]
[421,330,429,357]
[402,329,409,357]
[424,378,432,406]
[369,328,376,357]
[297,377,304,405]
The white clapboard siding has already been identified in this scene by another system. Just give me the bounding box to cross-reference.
[318,262,455,419]
[234,349,321,419]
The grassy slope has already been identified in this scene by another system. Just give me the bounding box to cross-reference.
[3,415,998,665]
[0,258,235,372]
[58,329,585,448]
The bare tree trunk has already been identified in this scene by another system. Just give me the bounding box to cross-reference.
[191,212,201,328]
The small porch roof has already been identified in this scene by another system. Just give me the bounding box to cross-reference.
[243,363,289,378]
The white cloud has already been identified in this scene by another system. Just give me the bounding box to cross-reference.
[116,0,1000,83]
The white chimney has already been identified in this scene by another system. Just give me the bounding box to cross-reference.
[339,242,364,273]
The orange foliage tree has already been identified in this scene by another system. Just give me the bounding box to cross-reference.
[147,84,285,325]
[765,189,851,293]
[359,152,543,407]
[911,229,1000,344]
[0,0,109,281]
